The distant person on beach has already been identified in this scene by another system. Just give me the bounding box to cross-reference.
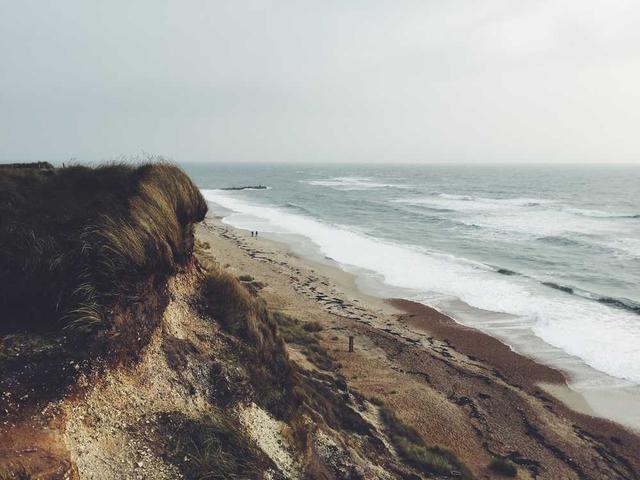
[251,231,254,237]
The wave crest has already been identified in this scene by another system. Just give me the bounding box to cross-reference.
[304,177,410,190]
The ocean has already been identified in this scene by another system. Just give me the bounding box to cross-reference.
[185,163,640,394]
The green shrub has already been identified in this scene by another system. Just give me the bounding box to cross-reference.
[238,274,254,282]
[489,457,517,477]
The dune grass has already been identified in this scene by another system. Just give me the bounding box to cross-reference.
[379,407,473,479]
[489,457,518,477]
[160,412,272,479]
[199,260,297,418]
[0,161,207,333]
[302,321,323,333]
[0,464,32,480]
[271,312,334,371]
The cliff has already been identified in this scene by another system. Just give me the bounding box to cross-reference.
[0,163,469,479]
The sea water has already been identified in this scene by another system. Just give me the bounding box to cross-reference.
[185,163,640,420]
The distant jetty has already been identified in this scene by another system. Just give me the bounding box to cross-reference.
[0,161,54,170]
[221,185,268,191]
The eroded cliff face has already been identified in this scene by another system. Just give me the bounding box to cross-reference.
[1,164,438,479]
[1,257,437,479]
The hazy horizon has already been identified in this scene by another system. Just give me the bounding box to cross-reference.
[2,1,640,165]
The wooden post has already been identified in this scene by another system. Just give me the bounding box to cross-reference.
[348,335,354,353]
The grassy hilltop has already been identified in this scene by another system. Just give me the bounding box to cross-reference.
[0,162,207,333]
[0,162,473,479]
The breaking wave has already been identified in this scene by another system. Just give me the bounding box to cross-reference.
[202,189,640,384]
[304,177,411,191]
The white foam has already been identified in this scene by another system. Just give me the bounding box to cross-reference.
[563,207,639,219]
[605,237,640,258]
[202,189,640,384]
[464,210,624,237]
[304,177,410,190]
[399,194,555,209]
[397,194,634,238]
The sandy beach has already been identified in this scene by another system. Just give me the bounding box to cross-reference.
[196,215,640,479]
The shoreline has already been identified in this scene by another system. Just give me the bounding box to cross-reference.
[205,214,640,431]
[196,214,640,477]
[388,298,599,420]
[389,298,566,388]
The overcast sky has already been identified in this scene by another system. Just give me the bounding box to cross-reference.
[1,1,640,164]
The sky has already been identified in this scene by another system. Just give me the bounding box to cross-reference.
[1,1,640,164]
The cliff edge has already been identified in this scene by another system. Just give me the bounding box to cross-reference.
[0,163,468,479]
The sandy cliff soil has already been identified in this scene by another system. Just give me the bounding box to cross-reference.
[0,258,433,479]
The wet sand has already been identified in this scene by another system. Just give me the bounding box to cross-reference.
[390,299,566,388]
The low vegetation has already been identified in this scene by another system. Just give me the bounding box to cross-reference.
[236,273,266,294]
[271,312,335,371]
[199,260,296,418]
[201,264,281,356]
[0,464,32,480]
[0,161,207,333]
[159,412,273,479]
[302,321,323,332]
[379,407,472,479]
[488,457,518,477]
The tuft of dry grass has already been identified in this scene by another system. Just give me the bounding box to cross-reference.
[0,161,207,333]
[199,262,296,419]
[271,312,334,371]
[302,321,323,333]
[202,268,275,351]
[379,407,473,479]
[0,464,32,480]
[159,412,273,479]
[489,457,518,477]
